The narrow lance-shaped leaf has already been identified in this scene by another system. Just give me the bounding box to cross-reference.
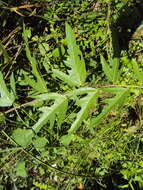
[23,25,47,93]
[90,87,129,128]
[67,87,97,98]
[68,91,99,134]
[101,55,120,83]
[10,72,16,96]
[52,69,77,86]
[66,23,86,84]
[53,23,86,87]
[110,58,120,82]
[100,55,112,82]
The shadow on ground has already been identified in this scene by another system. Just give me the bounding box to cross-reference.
[111,0,143,57]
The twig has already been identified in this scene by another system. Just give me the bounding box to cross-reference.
[92,84,143,89]
[1,100,37,115]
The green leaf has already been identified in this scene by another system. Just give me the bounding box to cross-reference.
[100,55,120,83]
[90,87,129,128]
[33,137,48,152]
[110,58,120,82]
[0,113,6,123]
[53,23,86,87]
[132,59,143,82]
[52,46,65,58]
[12,128,34,147]
[52,69,78,86]
[38,42,49,56]
[60,134,75,146]
[0,72,15,107]
[100,55,112,81]
[10,72,16,96]
[32,94,68,133]
[0,185,4,190]
[23,25,47,93]
[43,56,50,72]
[68,91,99,133]
[24,74,46,93]
[12,94,68,147]
[16,161,27,178]
[67,87,97,98]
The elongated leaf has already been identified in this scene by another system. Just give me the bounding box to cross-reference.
[90,87,129,127]
[68,91,99,134]
[53,23,86,87]
[110,58,120,82]
[132,59,143,82]
[101,55,120,83]
[0,72,15,107]
[10,72,16,96]
[24,74,45,93]
[23,26,47,93]
[12,94,68,147]
[66,23,86,84]
[52,69,77,86]
[67,87,97,98]
[100,55,112,81]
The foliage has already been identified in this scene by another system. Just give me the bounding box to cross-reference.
[0,0,143,190]
[0,72,15,107]
[53,23,86,87]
